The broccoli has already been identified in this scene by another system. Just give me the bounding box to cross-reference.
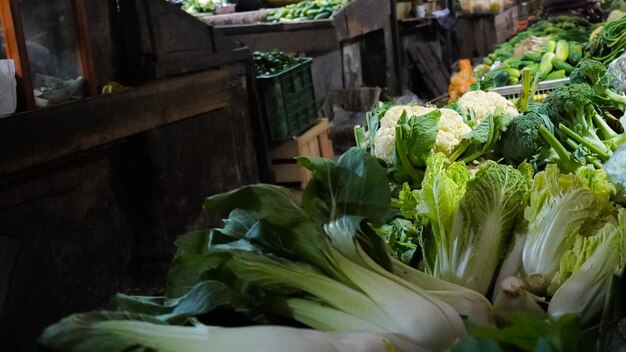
[500,103,589,172]
[501,104,554,164]
[543,83,618,162]
[569,59,626,112]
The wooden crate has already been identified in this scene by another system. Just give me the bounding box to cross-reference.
[271,118,334,189]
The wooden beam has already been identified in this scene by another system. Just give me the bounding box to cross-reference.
[0,65,245,177]
[71,0,99,97]
[0,0,35,110]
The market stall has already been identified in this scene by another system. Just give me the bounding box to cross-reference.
[5,0,626,351]
[194,0,394,104]
[0,1,268,350]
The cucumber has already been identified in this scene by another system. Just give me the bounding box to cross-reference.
[512,60,535,69]
[313,11,332,19]
[523,52,542,62]
[552,59,576,74]
[545,70,566,80]
[501,57,521,68]
[538,52,556,79]
[568,43,582,65]
[555,40,569,62]
[506,68,521,78]
[545,40,557,53]
[525,63,538,73]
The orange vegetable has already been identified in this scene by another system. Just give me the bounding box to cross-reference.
[448,59,476,103]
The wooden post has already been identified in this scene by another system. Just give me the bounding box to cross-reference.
[71,0,98,97]
[0,0,35,111]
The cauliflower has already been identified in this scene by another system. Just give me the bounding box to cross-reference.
[373,125,397,163]
[373,106,471,162]
[379,105,414,128]
[457,90,519,122]
[435,108,472,156]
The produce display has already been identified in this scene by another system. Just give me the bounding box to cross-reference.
[455,0,516,15]
[39,57,626,351]
[181,0,230,14]
[474,17,596,87]
[586,14,626,65]
[253,50,302,77]
[35,10,626,352]
[266,0,347,22]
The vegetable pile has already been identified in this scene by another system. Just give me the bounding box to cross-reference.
[253,50,302,77]
[37,13,626,352]
[266,0,347,23]
[181,0,229,14]
[474,17,595,87]
[587,15,626,65]
[40,149,491,352]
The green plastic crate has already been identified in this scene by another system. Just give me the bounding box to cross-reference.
[257,58,317,141]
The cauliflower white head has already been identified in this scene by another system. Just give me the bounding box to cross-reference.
[457,90,519,122]
[373,106,471,162]
[434,108,472,156]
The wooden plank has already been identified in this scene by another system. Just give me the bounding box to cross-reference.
[206,14,336,33]
[297,118,329,144]
[319,131,334,158]
[271,119,329,159]
[342,0,390,40]
[227,28,340,52]
[71,0,99,97]
[205,0,388,50]
[0,65,245,177]
[0,0,35,110]
[302,137,321,158]
[409,42,449,96]
[196,9,273,27]
[152,46,249,79]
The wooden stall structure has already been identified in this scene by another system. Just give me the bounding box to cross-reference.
[0,1,268,351]
[453,4,524,60]
[196,0,395,105]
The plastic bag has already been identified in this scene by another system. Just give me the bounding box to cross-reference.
[0,60,17,116]
[607,51,626,94]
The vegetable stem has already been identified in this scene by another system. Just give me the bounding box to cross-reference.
[558,124,610,161]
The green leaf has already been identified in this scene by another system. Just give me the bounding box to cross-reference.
[118,280,232,319]
[115,294,170,316]
[465,312,582,352]
[166,249,229,298]
[298,147,391,225]
[399,110,441,167]
[204,184,307,229]
[458,110,513,163]
[604,144,626,204]
[169,281,232,316]
[324,215,392,271]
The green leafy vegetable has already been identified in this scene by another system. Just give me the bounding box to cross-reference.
[521,165,615,296]
[40,312,427,352]
[419,157,532,295]
[453,312,582,352]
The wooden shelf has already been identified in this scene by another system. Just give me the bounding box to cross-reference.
[196,0,390,52]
